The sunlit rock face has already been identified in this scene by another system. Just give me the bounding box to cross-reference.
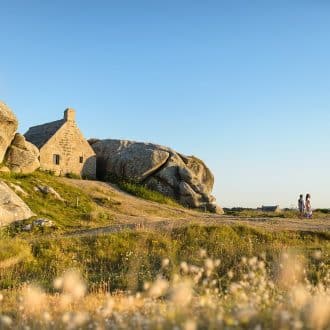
[5,133,40,174]
[0,101,18,163]
[0,181,35,226]
[90,139,223,214]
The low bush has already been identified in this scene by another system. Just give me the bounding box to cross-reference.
[65,172,82,179]
[106,173,181,207]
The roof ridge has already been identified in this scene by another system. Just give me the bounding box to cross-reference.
[27,118,64,129]
[24,118,66,149]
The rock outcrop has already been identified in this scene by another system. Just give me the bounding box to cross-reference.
[0,181,35,226]
[8,182,28,196]
[90,139,223,214]
[4,133,40,174]
[35,185,65,201]
[0,166,10,174]
[0,102,18,163]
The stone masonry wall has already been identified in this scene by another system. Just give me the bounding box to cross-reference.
[39,121,96,178]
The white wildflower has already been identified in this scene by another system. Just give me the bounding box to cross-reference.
[180,262,189,274]
[204,258,214,271]
[54,270,86,300]
[313,250,322,260]
[148,278,169,298]
[161,258,170,268]
[290,285,309,308]
[199,249,207,258]
[184,320,196,330]
[21,285,47,315]
[171,280,193,306]
[249,257,258,267]
[0,315,12,327]
[101,297,115,317]
[308,295,330,330]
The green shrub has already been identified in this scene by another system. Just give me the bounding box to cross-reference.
[65,172,82,179]
[118,181,181,207]
[105,173,181,207]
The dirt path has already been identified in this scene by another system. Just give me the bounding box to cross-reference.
[61,178,330,236]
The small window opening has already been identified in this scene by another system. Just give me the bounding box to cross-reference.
[79,156,84,164]
[53,154,60,165]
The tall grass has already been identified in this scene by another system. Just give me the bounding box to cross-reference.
[0,236,329,329]
[117,180,181,207]
[106,172,181,207]
[0,225,328,291]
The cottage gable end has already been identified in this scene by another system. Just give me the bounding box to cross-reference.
[25,109,96,178]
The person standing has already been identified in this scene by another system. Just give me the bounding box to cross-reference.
[298,194,305,218]
[305,194,312,218]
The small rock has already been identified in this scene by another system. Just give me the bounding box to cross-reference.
[0,166,10,174]
[36,185,65,201]
[8,182,28,196]
[22,224,32,231]
[206,202,224,214]
[33,218,55,228]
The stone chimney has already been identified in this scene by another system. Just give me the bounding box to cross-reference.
[64,108,76,122]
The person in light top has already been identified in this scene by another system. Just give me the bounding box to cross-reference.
[305,194,312,219]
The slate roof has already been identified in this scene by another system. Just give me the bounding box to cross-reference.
[24,119,65,149]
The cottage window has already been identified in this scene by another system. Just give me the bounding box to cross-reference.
[79,156,84,164]
[53,154,60,165]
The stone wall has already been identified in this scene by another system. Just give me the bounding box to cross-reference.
[40,121,96,178]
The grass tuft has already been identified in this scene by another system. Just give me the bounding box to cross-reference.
[106,173,181,207]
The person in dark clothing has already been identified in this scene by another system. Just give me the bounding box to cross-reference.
[298,194,305,218]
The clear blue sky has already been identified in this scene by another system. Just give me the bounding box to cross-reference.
[1,1,329,208]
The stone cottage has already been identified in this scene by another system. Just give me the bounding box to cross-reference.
[25,108,96,178]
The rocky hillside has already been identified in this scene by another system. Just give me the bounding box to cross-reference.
[1,171,329,236]
[0,101,222,224]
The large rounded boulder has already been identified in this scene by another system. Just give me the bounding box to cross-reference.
[0,101,18,163]
[0,181,35,226]
[5,133,40,174]
[91,139,223,214]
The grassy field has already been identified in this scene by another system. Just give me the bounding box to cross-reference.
[0,225,329,290]
[0,171,183,233]
[0,225,329,329]
[115,180,182,208]
[0,171,329,329]
[0,171,117,233]
[224,207,330,219]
